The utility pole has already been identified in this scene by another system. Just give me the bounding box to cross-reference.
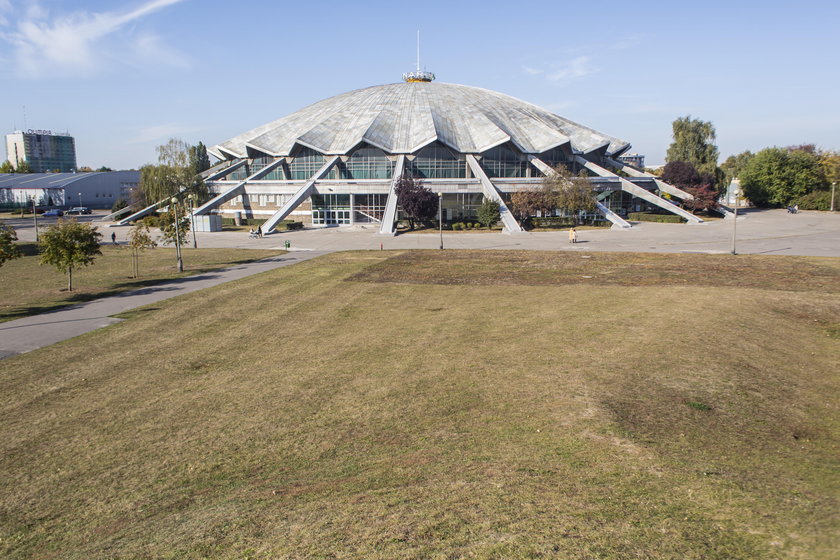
[832,182,836,212]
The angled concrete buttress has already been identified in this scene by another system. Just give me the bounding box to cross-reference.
[262,156,340,233]
[465,154,522,233]
[528,155,632,229]
[193,158,285,217]
[573,156,703,224]
[378,155,406,236]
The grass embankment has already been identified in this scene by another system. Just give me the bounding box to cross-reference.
[0,244,283,322]
[1,251,839,559]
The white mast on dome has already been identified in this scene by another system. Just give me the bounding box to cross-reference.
[403,30,435,83]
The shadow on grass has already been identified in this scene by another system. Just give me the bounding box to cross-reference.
[0,255,279,323]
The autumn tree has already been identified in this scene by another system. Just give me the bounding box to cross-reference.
[39,219,102,291]
[127,222,157,278]
[158,200,191,247]
[0,221,22,267]
[0,160,14,173]
[510,189,548,226]
[15,160,33,173]
[137,138,208,207]
[395,174,438,229]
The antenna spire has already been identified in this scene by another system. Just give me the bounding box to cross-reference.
[403,30,435,83]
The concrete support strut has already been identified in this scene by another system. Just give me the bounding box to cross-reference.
[262,156,340,234]
[602,157,694,202]
[528,155,631,229]
[465,154,522,233]
[574,156,703,224]
[193,158,285,217]
[378,155,406,236]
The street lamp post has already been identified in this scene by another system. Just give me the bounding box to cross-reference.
[438,192,443,250]
[31,196,39,241]
[832,182,836,212]
[171,197,183,272]
[77,192,82,208]
[188,194,197,249]
[731,196,739,255]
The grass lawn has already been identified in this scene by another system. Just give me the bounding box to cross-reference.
[0,244,283,322]
[1,250,838,559]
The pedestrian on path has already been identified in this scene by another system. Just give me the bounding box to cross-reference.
[111,232,117,245]
[569,228,577,244]
[257,225,263,238]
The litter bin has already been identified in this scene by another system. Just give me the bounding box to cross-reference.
[284,240,290,249]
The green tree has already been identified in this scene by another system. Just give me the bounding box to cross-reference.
[16,160,33,173]
[0,160,14,173]
[720,151,755,191]
[665,116,720,178]
[39,219,102,291]
[820,151,840,187]
[545,165,596,225]
[127,222,157,278]
[189,142,211,174]
[476,198,501,228]
[510,189,549,226]
[138,139,208,207]
[740,147,826,207]
[0,221,22,267]
[158,200,191,247]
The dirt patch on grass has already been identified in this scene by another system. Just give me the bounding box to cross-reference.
[349,250,840,292]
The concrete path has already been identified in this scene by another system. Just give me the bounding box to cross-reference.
[0,251,324,359]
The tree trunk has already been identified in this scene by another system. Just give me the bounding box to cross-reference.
[68,267,73,292]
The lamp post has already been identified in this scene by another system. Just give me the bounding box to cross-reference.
[188,194,197,249]
[731,195,739,255]
[438,192,443,250]
[832,182,836,212]
[31,196,39,241]
[77,192,82,208]
[171,197,183,272]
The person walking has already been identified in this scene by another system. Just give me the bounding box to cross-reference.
[111,232,117,245]
[256,225,263,238]
[569,228,577,244]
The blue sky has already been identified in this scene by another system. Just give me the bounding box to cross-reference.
[1,0,838,169]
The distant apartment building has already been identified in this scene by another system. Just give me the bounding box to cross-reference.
[5,129,77,173]
[617,153,645,169]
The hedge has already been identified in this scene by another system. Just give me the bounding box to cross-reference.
[628,212,684,223]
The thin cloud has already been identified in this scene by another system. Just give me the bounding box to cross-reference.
[546,56,597,82]
[0,0,188,78]
[130,123,203,144]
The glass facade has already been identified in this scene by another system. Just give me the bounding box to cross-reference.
[311,193,351,225]
[480,144,528,178]
[289,147,326,180]
[353,193,387,223]
[408,142,466,178]
[334,146,393,179]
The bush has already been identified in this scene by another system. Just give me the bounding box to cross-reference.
[282,220,303,230]
[111,198,129,213]
[628,212,684,223]
[531,217,575,229]
[452,222,464,231]
[795,190,833,211]
[138,214,161,228]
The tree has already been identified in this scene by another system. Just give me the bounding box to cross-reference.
[16,160,33,173]
[96,166,113,172]
[39,219,102,291]
[661,161,701,188]
[395,174,438,229]
[158,200,191,246]
[720,151,755,191]
[0,221,22,267]
[189,142,211,174]
[476,198,501,228]
[544,165,596,225]
[510,189,549,226]
[819,151,840,187]
[77,166,94,172]
[127,222,157,278]
[138,138,208,207]
[740,147,826,207]
[0,160,14,173]
[681,185,719,214]
[665,116,720,179]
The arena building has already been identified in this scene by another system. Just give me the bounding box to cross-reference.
[129,72,703,233]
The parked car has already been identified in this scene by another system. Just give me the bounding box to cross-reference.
[42,209,64,217]
[67,207,92,215]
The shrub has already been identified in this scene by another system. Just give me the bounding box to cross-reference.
[628,212,684,224]
[795,190,833,211]
[452,222,463,231]
[531,217,574,229]
[139,215,161,228]
[283,221,303,230]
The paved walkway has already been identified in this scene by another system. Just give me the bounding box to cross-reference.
[0,252,324,359]
[2,208,838,359]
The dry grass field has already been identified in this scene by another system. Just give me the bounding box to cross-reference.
[1,250,838,559]
[0,244,282,322]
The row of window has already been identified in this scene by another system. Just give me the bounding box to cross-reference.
[223,143,575,181]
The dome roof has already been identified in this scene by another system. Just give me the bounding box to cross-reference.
[211,82,630,160]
